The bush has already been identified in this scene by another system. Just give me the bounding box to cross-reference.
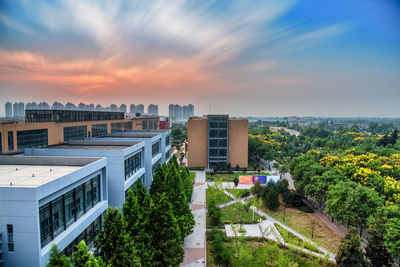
[208,199,222,227]
[282,191,303,207]
[188,166,205,171]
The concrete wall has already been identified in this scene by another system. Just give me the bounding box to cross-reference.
[0,158,108,267]
[187,118,208,167]
[228,119,248,168]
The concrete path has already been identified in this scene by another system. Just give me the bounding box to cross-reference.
[181,171,206,267]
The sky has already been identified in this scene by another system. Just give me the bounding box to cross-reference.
[0,0,399,117]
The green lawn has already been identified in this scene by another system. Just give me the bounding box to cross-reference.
[220,202,265,224]
[225,189,251,198]
[206,189,232,206]
[206,238,334,267]
[206,172,270,182]
[189,171,195,181]
[275,224,320,253]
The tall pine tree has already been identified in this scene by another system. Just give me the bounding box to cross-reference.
[72,240,100,267]
[123,180,154,266]
[149,163,166,195]
[95,207,141,267]
[150,192,185,266]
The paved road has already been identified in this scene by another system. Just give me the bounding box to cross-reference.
[181,171,207,267]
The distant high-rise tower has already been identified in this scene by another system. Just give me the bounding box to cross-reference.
[5,102,12,118]
[13,102,25,118]
[136,104,144,114]
[52,101,65,110]
[129,104,136,113]
[147,104,158,115]
[119,104,127,113]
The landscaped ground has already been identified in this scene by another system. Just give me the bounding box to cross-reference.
[246,198,341,253]
[188,171,195,181]
[206,172,269,182]
[206,239,334,267]
[225,188,251,198]
[206,189,232,206]
[219,202,265,224]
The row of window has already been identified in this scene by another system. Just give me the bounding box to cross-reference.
[92,124,108,137]
[209,139,227,147]
[142,120,158,130]
[111,122,122,133]
[25,109,124,123]
[152,159,161,174]
[165,135,170,146]
[7,224,14,252]
[209,148,227,157]
[64,126,87,142]
[39,176,101,248]
[152,141,160,157]
[165,150,171,160]
[124,152,142,180]
[209,121,228,129]
[209,129,227,138]
[64,216,102,258]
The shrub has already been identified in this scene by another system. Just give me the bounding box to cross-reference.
[282,191,303,207]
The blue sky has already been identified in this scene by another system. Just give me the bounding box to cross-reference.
[0,0,399,117]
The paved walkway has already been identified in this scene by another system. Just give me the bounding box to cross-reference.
[181,171,206,267]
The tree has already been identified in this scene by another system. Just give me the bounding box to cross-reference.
[282,191,303,207]
[262,182,280,210]
[325,181,382,235]
[207,199,222,227]
[163,162,194,243]
[209,228,231,266]
[150,193,184,266]
[366,216,393,267]
[73,240,100,267]
[46,245,72,267]
[233,176,239,187]
[95,207,141,267]
[336,227,367,267]
[279,165,288,179]
[251,181,263,200]
[149,163,166,195]
[123,180,154,266]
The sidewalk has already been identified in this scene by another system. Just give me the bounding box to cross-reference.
[181,171,207,267]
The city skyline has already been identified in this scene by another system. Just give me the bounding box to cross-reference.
[0,0,399,117]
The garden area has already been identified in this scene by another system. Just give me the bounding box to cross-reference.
[206,172,269,182]
[246,197,341,253]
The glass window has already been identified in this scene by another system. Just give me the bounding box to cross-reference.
[142,120,148,130]
[149,120,153,130]
[152,141,160,157]
[154,120,158,130]
[39,204,52,248]
[17,129,48,151]
[7,224,14,251]
[93,176,100,205]
[8,132,13,151]
[65,190,76,227]
[209,139,218,147]
[111,123,122,133]
[63,126,87,142]
[76,185,85,219]
[52,196,65,238]
[165,135,170,146]
[124,152,142,179]
[91,124,107,137]
[85,180,93,210]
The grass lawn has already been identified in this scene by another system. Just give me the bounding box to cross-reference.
[246,198,341,253]
[219,202,265,224]
[206,238,334,267]
[226,189,251,198]
[206,189,232,206]
[275,224,320,253]
[206,172,269,182]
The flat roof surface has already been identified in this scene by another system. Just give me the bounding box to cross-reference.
[0,165,82,187]
[47,144,130,150]
[100,133,158,138]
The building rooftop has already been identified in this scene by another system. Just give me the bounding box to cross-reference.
[100,133,159,138]
[0,156,102,188]
[47,144,131,150]
[0,164,82,187]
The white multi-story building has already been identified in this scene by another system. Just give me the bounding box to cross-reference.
[25,140,145,208]
[0,156,108,267]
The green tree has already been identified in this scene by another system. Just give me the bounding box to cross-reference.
[149,163,167,195]
[123,180,154,266]
[209,228,231,266]
[326,181,382,235]
[336,227,367,267]
[46,245,72,267]
[207,198,222,227]
[150,193,185,266]
[251,181,263,200]
[164,162,194,242]
[366,216,393,267]
[262,182,280,210]
[95,207,141,267]
[72,240,100,267]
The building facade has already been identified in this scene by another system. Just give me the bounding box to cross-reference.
[187,115,248,169]
[0,109,160,154]
[147,104,158,115]
[24,140,145,208]
[5,102,12,118]
[0,156,108,267]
